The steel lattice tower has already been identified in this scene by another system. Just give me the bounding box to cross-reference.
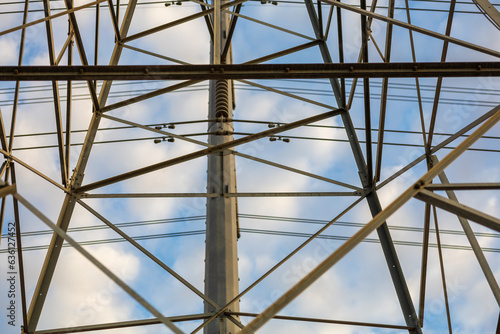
[0,0,499,333]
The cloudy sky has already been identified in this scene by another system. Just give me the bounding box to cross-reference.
[0,0,499,333]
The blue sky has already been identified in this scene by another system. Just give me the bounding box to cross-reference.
[0,0,499,333]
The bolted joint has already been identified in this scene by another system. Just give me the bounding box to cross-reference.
[414,180,425,190]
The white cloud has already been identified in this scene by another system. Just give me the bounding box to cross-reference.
[36,245,142,330]
[0,1,499,334]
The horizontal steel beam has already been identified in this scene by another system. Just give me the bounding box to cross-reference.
[415,189,500,233]
[425,183,500,191]
[1,62,499,81]
[80,191,362,198]
[229,312,414,330]
[35,313,213,334]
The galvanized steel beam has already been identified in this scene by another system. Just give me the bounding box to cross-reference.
[34,314,214,334]
[80,191,362,198]
[474,0,500,27]
[415,189,500,233]
[1,62,500,81]
[320,0,500,58]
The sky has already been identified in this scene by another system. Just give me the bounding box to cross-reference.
[0,0,499,333]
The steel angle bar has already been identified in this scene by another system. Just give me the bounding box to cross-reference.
[0,162,8,179]
[374,0,395,182]
[193,0,214,41]
[221,9,315,41]
[304,6,419,329]
[81,191,361,198]
[366,30,385,61]
[213,0,221,63]
[239,103,500,334]
[377,104,500,190]
[97,1,138,109]
[66,20,73,184]
[55,30,75,66]
[418,201,432,326]
[75,109,342,193]
[320,0,500,58]
[198,0,314,50]
[42,0,69,187]
[243,40,321,65]
[101,114,208,146]
[192,197,365,333]
[122,44,191,65]
[474,0,500,27]
[426,0,457,153]
[221,4,242,61]
[229,311,413,330]
[234,152,362,190]
[95,1,100,69]
[0,149,67,192]
[237,79,334,109]
[341,110,421,332]
[100,113,360,190]
[425,183,500,191]
[431,205,453,332]
[324,4,334,41]
[359,0,374,187]
[106,0,121,41]
[14,194,185,334]
[3,62,500,81]
[404,0,427,151]
[62,0,99,110]
[26,2,139,331]
[0,109,8,154]
[9,0,30,154]
[0,0,107,38]
[304,0,344,107]
[34,314,214,334]
[345,0,379,110]
[100,80,202,113]
[0,184,16,198]
[76,199,244,328]
[122,0,248,43]
[415,189,500,233]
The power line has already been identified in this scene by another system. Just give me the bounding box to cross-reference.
[2,213,498,253]
[1,227,498,253]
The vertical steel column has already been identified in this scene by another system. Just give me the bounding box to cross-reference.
[341,112,422,334]
[204,0,240,332]
[304,2,421,332]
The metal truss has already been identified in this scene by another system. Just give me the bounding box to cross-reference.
[0,0,499,333]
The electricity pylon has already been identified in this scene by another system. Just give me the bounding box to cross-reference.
[0,0,499,333]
